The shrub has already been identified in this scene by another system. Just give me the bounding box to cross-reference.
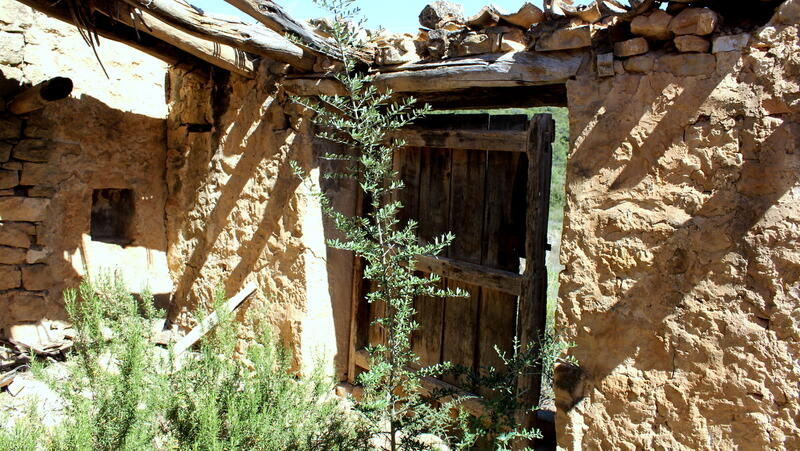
[165,285,368,450]
[0,274,364,450]
[52,272,165,451]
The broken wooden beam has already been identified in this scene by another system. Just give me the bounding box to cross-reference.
[414,254,524,296]
[8,77,73,115]
[120,0,315,70]
[224,0,339,57]
[173,282,257,356]
[353,348,486,417]
[103,6,256,78]
[391,128,527,152]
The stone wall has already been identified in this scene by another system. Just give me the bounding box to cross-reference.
[0,3,170,337]
[165,63,356,376]
[556,2,800,449]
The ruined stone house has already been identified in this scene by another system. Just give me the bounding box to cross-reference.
[0,0,798,448]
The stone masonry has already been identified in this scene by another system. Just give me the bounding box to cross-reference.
[0,2,169,336]
[556,1,800,449]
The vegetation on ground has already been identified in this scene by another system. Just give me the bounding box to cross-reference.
[0,273,367,451]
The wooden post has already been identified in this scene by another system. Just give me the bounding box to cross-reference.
[517,114,555,433]
[8,77,73,115]
[346,187,365,383]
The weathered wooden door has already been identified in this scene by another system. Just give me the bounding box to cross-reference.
[347,113,554,410]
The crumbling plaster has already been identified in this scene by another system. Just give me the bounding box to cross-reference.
[556,2,800,449]
[165,62,356,376]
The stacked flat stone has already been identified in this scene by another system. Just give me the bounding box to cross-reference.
[602,5,752,78]
[0,111,52,320]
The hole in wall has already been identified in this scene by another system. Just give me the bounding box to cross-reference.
[90,188,135,245]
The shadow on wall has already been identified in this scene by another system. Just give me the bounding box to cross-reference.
[164,68,357,377]
[557,33,800,449]
[0,72,169,332]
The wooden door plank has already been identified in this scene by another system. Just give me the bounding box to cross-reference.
[347,186,365,382]
[477,115,529,387]
[414,254,523,296]
[367,147,423,351]
[412,146,452,367]
[517,114,555,414]
[442,148,485,384]
[389,129,527,152]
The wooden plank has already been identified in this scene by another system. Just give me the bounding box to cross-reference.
[394,147,423,237]
[442,147,485,385]
[390,129,527,153]
[120,0,314,70]
[224,0,336,54]
[477,116,528,389]
[353,349,486,417]
[173,282,257,356]
[414,254,522,296]
[373,50,589,93]
[223,0,370,63]
[412,147,451,367]
[516,114,555,418]
[101,5,255,77]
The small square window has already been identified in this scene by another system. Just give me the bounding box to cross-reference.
[90,189,134,245]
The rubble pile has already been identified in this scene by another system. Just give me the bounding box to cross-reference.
[323,0,780,71]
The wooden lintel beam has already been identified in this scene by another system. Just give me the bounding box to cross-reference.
[120,0,314,70]
[373,50,588,93]
[414,254,524,296]
[353,349,486,417]
[391,129,527,153]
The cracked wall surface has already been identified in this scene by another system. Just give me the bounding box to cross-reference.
[165,63,356,376]
[556,3,800,449]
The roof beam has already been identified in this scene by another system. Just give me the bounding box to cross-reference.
[120,0,314,70]
[224,0,371,65]
[373,51,589,93]
[103,6,255,78]
[16,0,210,73]
[224,0,337,56]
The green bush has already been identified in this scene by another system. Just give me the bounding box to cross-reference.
[165,285,368,450]
[0,274,364,451]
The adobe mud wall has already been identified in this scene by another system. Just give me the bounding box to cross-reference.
[165,63,356,376]
[556,2,800,449]
[0,2,170,336]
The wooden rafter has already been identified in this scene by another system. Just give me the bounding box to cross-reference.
[16,0,210,71]
[119,0,315,70]
[103,4,256,77]
[224,0,371,64]
[224,0,337,55]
